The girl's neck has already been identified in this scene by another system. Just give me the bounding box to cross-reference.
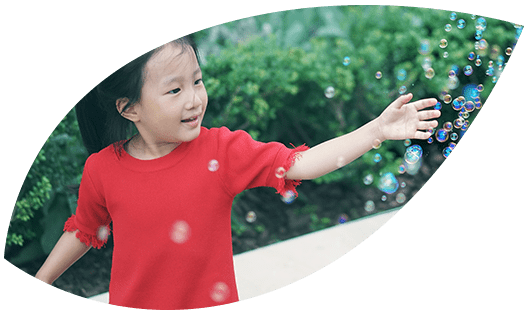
[125,134,181,160]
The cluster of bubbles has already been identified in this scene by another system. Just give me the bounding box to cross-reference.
[309,12,522,217]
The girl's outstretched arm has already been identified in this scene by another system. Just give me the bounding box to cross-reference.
[35,230,91,284]
[285,94,440,180]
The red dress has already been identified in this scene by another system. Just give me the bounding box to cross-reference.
[63,126,308,310]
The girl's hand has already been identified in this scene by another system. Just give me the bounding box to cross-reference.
[376,93,441,141]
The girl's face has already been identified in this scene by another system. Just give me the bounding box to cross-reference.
[133,43,207,145]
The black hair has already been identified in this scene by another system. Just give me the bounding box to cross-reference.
[75,35,199,156]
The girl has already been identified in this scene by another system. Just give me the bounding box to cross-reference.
[35,35,440,310]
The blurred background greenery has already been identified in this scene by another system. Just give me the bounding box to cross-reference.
[4,5,522,296]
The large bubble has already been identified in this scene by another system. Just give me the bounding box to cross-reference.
[378,172,399,194]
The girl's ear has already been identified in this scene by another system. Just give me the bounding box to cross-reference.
[116,98,139,122]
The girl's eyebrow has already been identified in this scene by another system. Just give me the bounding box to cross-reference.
[162,68,202,86]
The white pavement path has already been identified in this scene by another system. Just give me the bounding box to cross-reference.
[89,208,399,303]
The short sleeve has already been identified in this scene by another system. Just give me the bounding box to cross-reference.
[63,154,112,249]
[215,127,309,197]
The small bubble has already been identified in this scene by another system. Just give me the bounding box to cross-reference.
[450,133,459,141]
[439,39,448,49]
[335,156,346,168]
[445,24,452,32]
[208,159,219,172]
[463,65,473,76]
[363,174,374,185]
[505,47,513,56]
[245,211,257,223]
[443,51,449,58]
[443,94,452,104]
[343,56,351,66]
[425,68,435,79]
[475,30,483,40]
[427,137,433,144]
[443,121,453,131]
[372,139,382,149]
[435,128,449,143]
[457,19,466,29]
[442,147,453,158]
[404,145,423,164]
[97,226,110,242]
[475,59,482,67]
[210,282,230,303]
[374,153,382,163]
[281,190,296,204]
[338,214,349,224]
[364,200,375,212]
[275,167,286,178]
[448,70,457,78]
[398,164,406,174]
[397,69,407,81]
[418,40,431,55]
[401,181,406,188]
[464,101,475,112]
[477,84,484,92]
[403,139,411,147]
[396,193,406,204]
[170,220,191,244]
[375,71,383,79]
[399,86,407,94]
[434,102,442,110]
[454,118,464,129]
[378,172,399,194]
[325,86,335,98]
[476,17,487,31]
[381,195,387,202]
[468,52,476,61]
[450,12,457,21]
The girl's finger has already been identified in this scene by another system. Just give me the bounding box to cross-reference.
[393,93,413,109]
[416,120,438,130]
[414,130,432,140]
[413,98,438,110]
[417,109,441,121]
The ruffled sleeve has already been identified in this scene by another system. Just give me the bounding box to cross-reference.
[215,127,309,199]
[63,153,112,249]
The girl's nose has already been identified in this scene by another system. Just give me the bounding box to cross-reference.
[185,91,202,110]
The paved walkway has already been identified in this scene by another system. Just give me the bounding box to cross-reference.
[89,208,399,303]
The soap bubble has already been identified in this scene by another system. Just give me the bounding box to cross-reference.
[457,19,466,29]
[450,12,457,21]
[325,86,335,98]
[476,17,487,31]
[445,24,452,32]
[439,39,448,49]
[399,86,407,94]
[404,139,411,147]
[336,156,346,168]
[281,190,296,204]
[442,147,453,158]
[443,94,452,104]
[418,40,431,55]
[275,167,286,178]
[364,200,375,212]
[443,121,453,131]
[468,52,476,60]
[505,47,513,55]
[475,58,482,67]
[454,118,464,129]
[375,71,383,79]
[372,139,382,149]
[434,102,442,110]
[448,69,457,78]
[425,68,435,79]
[435,128,449,143]
[208,159,219,172]
[463,65,473,76]
[246,211,257,223]
[97,226,110,242]
[477,84,484,92]
[378,172,399,194]
[464,101,475,112]
[450,132,458,141]
[338,214,349,224]
[374,153,382,163]
[381,195,387,202]
[170,220,191,244]
[343,56,351,66]
[475,30,483,40]
[398,164,406,174]
[404,145,423,164]
[210,282,230,303]
[397,69,407,81]
[443,52,449,58]
[363,174,374,185]
[396,193,406,204]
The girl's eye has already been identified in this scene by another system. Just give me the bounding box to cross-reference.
[194,78,203,85]
[168,88,181,94]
